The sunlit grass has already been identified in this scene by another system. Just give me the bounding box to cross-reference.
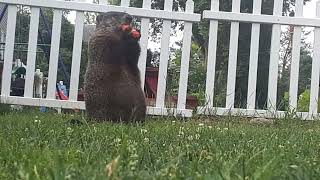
[1,109,320,179]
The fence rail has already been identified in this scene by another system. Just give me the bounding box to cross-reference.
[1,0,320,120]
[0,0,201,22]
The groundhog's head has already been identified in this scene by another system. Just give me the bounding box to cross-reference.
[96,11,140,39]
[96,12,132,28]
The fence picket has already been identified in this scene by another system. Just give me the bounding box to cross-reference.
[1,5,17,97]
[289,0,304,111]
[177,0,194,110]
[155,0,173,108]
[69,11,84,101]
[99,0,108,5]
[309,1,320,115]
[120,0,130,7]
[205,0,219,108]
[267,0,283,110]
[138,0,151,89]
[226,0,241,109]
[46,9,62,99]
[247,0,262,109]
[24,7,40,98]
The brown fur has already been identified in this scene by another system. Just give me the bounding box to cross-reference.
[83,12,146,123]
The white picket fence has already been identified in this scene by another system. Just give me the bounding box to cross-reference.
[198,0,320,120]
[0,0,201,117]
[0,0,320,120]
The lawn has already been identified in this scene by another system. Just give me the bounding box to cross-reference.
[1,110,320,179]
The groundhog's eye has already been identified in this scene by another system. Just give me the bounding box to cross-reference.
[96,15,102,24]
[124,14,133,24]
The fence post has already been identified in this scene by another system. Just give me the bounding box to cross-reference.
[309,0,320,116]
[46,7,63,99]
[204,0,219,109]
[69,4,85,101]
[288,0,304,112]
[225,0,241,109]
[267,0,284,111]
[155,0,173,108]
[99,0,108,5]
[138,0,151,90]
[247,0,262,110]
[1,5,17,98]
[176,0,194,110]
[24,7,40,98]
[120,0,130,7]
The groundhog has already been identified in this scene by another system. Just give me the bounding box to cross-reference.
[83,11,146,123]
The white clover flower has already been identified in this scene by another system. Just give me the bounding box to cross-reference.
[144,137,149,143]
[67,127,73,133]
[65,175,71,179]
[187,135,193,141]
[198,123,204,126]
[114,138,121,143]
[34,119,41,123]
[196,127,202,132]
[195,134,200,140]
[208,126,213,129]
[140,129,148,133]
[178,130,184,136]
[178,127,185,136]
[289,165,298,169]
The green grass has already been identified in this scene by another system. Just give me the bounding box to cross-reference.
[1,110,320,179]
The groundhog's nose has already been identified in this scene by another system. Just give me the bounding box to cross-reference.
[124,14,133,24]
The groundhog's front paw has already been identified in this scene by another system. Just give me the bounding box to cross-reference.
[130,29,141,39]
[120,24,141,40]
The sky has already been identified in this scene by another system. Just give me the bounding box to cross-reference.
[304,0,316,18]
[67,0,318,49]
[302,0,316,44]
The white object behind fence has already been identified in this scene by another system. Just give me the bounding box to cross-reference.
[0,0,200,117]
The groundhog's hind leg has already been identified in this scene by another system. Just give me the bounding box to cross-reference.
[127,105,146,122]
